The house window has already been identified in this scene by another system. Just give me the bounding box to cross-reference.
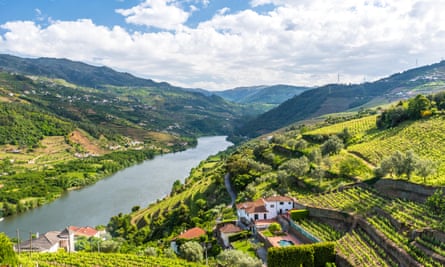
[288,202,291,204]
[254,214,259,220]
[279,202,284,205]
[270,204,275,208]
[264,214,267,219]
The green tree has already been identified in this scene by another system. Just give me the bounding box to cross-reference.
[280,156,310,178]
[217,249,262,267]
[0,232,18,266]
[408,94,431,119]
[321,135,344,156]
[416,158,436,183]
[180,241,203,262]
[144,246,157,256]
[426,189,445,214]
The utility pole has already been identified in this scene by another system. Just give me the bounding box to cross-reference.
[29,232,32,256]
[16,229,21,254]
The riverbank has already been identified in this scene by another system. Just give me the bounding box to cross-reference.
[1,136,232,237]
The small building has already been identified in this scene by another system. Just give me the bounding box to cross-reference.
[236,196,296,225]
[15,230,74,253]
[170,227,207,253]
[68,226,101,238]
[218,223,243,248]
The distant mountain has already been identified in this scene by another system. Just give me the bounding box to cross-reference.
[0,54,255,139]
[0,54,164,88]
[214,84,310,105]
[239,60,445,137]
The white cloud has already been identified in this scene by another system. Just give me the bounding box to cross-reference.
[1,0,445,90]
[116,0,190,30]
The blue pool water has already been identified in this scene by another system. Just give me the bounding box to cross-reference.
[278,240,295,247]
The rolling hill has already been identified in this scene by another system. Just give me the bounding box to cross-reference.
[239,60,445,137]
[214,84,310,105]
[115,93,445,266]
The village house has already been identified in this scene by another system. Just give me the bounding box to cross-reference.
[217,223,243,248]
[68,226,103,239]
[15,229,74,253]
[236,196,296,224]
[170,227,207,253]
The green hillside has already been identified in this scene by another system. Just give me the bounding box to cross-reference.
[240,60,445,137]
[214,84,309,106]
[104,93,445,265]
[0,62,248,218]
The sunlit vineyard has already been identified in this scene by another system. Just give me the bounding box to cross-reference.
[349,116,445,185]
[21,251,205,267]
[304,115,378,137]
[337,229,395,267]
[298,186,387,214]
[296,219,343,241]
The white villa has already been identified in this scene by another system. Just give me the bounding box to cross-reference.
[236,196,296,223]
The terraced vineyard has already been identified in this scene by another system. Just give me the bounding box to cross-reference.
[349,116,445,185]
[297,219,343,241]
[337,229,395,267]
[22,252,205,267]
[305,115,378,137]
[298,186,387,214]
[367,216,441,267]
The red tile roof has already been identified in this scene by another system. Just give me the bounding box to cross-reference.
[69,226,98,237]
[236,198,267,213]
[220,224,242,234]
[176,227,206,240]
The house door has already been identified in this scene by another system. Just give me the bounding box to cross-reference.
[264,214,267,219]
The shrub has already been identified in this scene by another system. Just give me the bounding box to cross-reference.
[290,209,309,221]
[267,242,336,267]
[228,230,250,243]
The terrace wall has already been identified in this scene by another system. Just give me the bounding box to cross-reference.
[374,179,441,203]
[355,217,422,267]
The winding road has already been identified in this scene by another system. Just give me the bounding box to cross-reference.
[224,173,237,206]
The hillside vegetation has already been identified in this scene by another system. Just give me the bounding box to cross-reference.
[103,92,445,265]
[240,60,445,137]
[0,57,251,218]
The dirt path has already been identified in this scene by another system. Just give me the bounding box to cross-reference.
[348,150,376,169]
[224,173,237,207]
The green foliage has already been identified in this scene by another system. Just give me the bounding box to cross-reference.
[180,241,203,262]
[23,251,205,267]
[268,242,335,267]
[426,189,445,214]
[268,222,282,234]
[228,231,250,243]
[0,102,74,147]
[375,150,434,180]
[321,135,344,156]
[0,232,18,266]
[217,249,262,267]
[290,209,309,221]
[311,242,336,267]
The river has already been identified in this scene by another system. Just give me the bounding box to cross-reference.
[0,136,232,237]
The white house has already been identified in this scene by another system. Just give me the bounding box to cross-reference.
[15,230,74,253]
[236,196,295,224]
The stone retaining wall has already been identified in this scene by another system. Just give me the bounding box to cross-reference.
[374,179,442,203]
[356,217,422,267]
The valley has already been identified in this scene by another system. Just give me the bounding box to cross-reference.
[1,55,445,266]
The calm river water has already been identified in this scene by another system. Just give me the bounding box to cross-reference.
[0,136,232,237]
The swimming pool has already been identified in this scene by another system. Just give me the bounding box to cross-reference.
[278,239,295,247]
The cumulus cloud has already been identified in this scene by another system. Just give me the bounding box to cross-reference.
[1,0,445,90]
[116,0,190,30]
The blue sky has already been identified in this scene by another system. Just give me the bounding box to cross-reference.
[0,0,444,90]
